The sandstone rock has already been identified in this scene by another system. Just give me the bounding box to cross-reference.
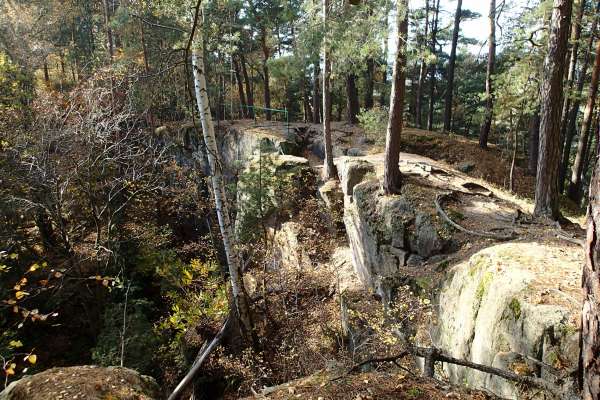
[457,161,475,173]
[319,180,343,212]
[0,366,160,400]
[346,148,364,157]
[411,213,444,258]
[407,254,425,267]
[335,158,376,196]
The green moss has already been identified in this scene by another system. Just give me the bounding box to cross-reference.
[508,298,522,320]
[469,255,490,277]
[406,387,424,398]
[475,271,493,304]
[437,260,450,270]
[415,276,433,292]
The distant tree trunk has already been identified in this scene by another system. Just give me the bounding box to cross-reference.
[240,53,254,118]
[365,58,375,110]
[416,0,429,128]
[43,60,50,83]
[561,1,600,190]
[582,115,600,180]
[443,0,462,133]
[139,19,150,74]
[233,56,248,119]
[528,111,541,176]
[380,16,390,108]
[568,38,600,201]
[383,0,408,195]
[313,62,321,123]
[534,0,573,219]
[323,0,336,180]
[346,74,360,124]
[427,0,440,131]
[102,0,114,62]
[190,9,254,340]
[581,143,600,400]
[261,26,271,120]
[479,0,496,149]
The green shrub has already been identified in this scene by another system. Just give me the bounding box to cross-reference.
[357,106,388,144]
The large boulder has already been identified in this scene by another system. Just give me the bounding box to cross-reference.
[0,366,160,400]
[432,243,580,399]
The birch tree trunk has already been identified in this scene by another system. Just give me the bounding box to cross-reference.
[190,9,253,339]
[383,0,408,195]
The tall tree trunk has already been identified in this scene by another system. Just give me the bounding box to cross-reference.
[534,0,574,219]
[139,19,150,74]
[102,0,114,62]
[479,0,496,149]
[365,58,374,109]
[583,114,600,181]
[528,111,541,176]
[240,53,254,119]
[43,60,50,83]
[323,0,336,180]
[582,140,600,400]
[427,0,440,131]
[233,56,248,119]
[346,74,360,124]
[568,38,600,201]
[190,9,253,339]
[443,0,462,133]
[561,1,600,190]
[416,0,429,128]
[261,26,271,120]
[313,62,321,123]
[380,14,390,108]
[383,0,408,195]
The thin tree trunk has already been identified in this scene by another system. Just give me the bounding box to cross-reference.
[479,0,496,149]
[233,56,248,118]
[140,19,150,74]
[568,38,600,201]
[190,10,253,339]
[561,1,600,190]
[534,0,573,219]
[443,0,462,133]
[383,0,408,195]
[346,74,360,124]
[380,15,389,108]
[240,53,254,118]
[528,111,541,176]
[313,62,321,123]
[416,0,429,128]
[102,0,114,62]
[323,0,336,180]
[365,58,374,110]
[261,26,271,120]
[43,61,50,83]
[582,141,600,400]
[582,114,599,182]
[427,0,440,131]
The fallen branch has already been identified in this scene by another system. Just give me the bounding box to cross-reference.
[345,346,578,399]
[435,193,515,240]
[167,317,230,400]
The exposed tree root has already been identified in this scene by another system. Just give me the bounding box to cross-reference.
[435,192,516,240]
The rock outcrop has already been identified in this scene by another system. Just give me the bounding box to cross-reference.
[0,366,160,400]
[432,243,580,398]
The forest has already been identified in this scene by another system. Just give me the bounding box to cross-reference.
[0,0,600,399]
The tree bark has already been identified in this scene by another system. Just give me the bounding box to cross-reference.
[427,0,440,131]
[233,56,248,119]
[416,0,429,129]
[534,0,573,219]
[261,26,272,120]
[582,140,600,400]
[102,0,114,62]
[322,0,336,180]
[240,53,254,119]
[568,37,600,201]
[190,9,254,339]
[365,58,375,110]
[561,1,600,191]
[528,111,541,176]
[479,0,496,149]
[313,62,321,123]
[443,0,462,133]
[346,73,360,124]
[383,0,408,195]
